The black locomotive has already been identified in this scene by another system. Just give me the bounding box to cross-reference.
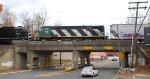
[0,26,29,44]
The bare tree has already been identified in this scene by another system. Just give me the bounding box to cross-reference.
[33,8,49,30]
[21,13,37,40]
[21,8,49,30]
[0,3,2,13]
[21,13,34,32]
[21,8,50,40]
[0,5,16,27]
[54,20,62,26]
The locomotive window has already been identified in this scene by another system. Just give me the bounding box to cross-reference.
[45,31,49,34]
[45,28,49,30]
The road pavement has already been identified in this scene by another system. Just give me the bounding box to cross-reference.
[0,58,119,79]
[0,58,149,79]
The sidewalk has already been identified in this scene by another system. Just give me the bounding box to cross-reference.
[118,68,150,79]
[0,69,31,75]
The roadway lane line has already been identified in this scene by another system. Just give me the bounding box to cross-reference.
[38,70,68,77]
[37,70,79,77]
[38,74,53,77]
[0,70,32,75]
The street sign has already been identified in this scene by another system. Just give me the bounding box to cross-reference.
[117,52,124,59]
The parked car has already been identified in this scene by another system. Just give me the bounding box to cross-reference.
[112,58,117,61]
[78,64,83,68]
[65,64,76,71]
[81,66,98,77]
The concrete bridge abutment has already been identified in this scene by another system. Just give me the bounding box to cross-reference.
[27,51,54,69]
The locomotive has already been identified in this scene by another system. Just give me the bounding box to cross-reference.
[37,25,106,41]
[0,26,29,44]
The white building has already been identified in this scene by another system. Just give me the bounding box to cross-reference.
[53,52,73,60]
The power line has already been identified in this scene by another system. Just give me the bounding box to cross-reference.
[128,1,148,39]
[136,6,150,35]
[128,1,148,68]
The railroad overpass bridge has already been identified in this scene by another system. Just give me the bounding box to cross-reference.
[10,39,136,69]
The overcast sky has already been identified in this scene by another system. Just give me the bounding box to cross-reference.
[1,0,150,34]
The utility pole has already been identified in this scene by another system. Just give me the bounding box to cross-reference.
[117,24,121,68]
[128,1,148,68]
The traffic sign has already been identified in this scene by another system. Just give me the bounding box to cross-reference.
[117,52,124,59]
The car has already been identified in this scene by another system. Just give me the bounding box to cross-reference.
[78,64,83,68]
[65,64,76,71]
[112,58,117,61]
[70,64,76,70]
[81,66,98,77]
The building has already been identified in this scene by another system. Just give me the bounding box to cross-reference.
[53,52,73,60]
[90,52,107,60]
[90,52,118,60]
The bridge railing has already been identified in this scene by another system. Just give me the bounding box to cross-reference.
[12,40,134,46]
[12,40,135,52]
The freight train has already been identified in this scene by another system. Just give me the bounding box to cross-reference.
[0,25,106,44]
[0,26,29,44]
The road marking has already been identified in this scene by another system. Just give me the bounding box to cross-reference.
[0,70,32,75]
[38,74,53,77]
[38,70,68,77]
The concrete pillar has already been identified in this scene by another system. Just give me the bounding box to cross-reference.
[86,57,90,65]
[42,53,49,68]
[38,52,52,68]
[27,51,32,69]
[72,50,79,69]
[78,52,91,67]
[79,53,85,66]
[81,57,85,66]
[27,51,41,69]
[27,51,54,69]
[124,52,129,68]
[87,52,91,65]
[49,52,54,68]
[15,52,27,69]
